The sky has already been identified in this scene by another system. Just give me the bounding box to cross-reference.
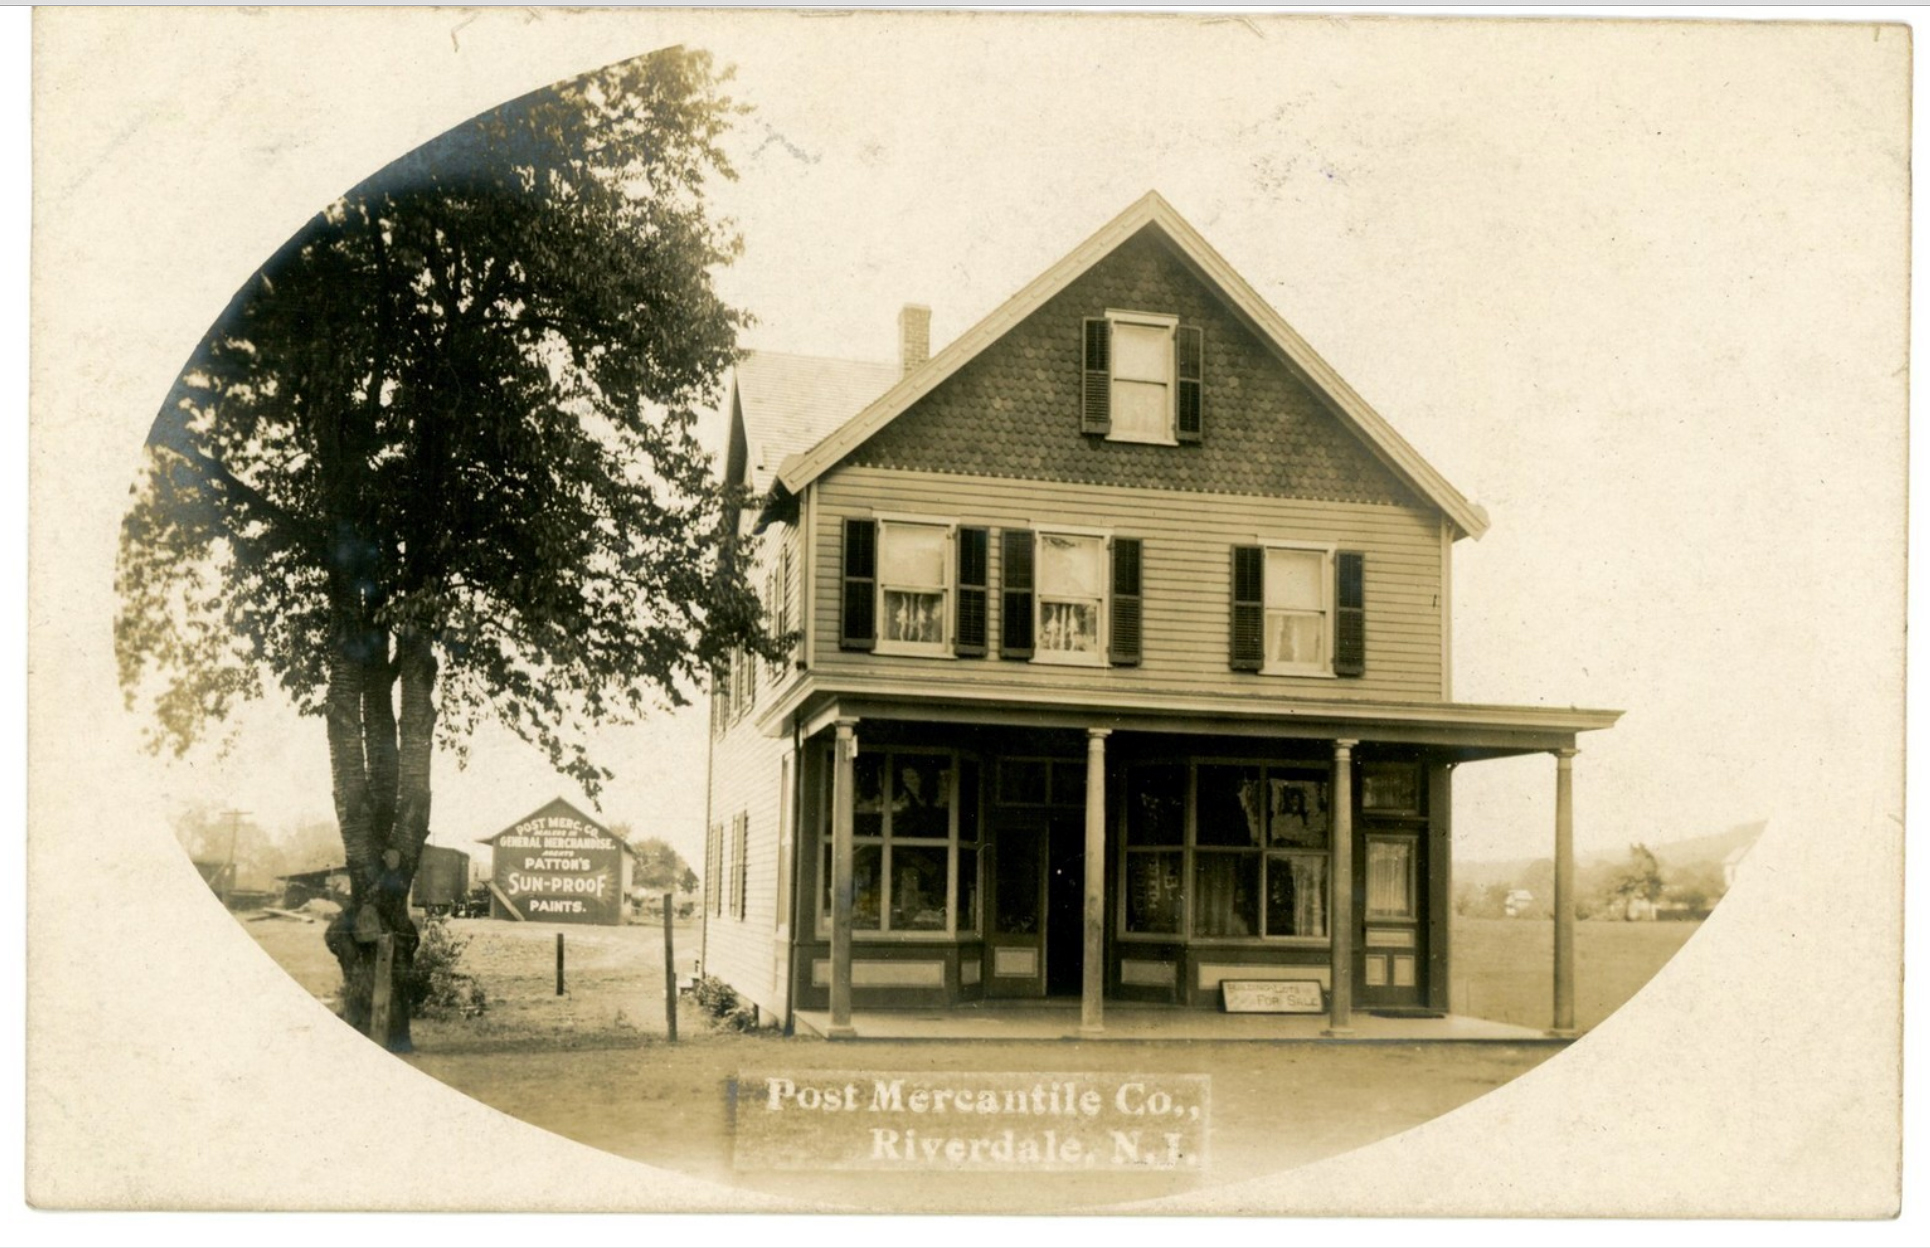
[88,11,1907,874]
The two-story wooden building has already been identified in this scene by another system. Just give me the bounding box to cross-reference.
[702,193,1619,1037]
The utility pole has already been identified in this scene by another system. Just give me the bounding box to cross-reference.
[219,809,249,909]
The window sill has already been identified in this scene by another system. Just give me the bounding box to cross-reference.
[874,643,956,660]
[1031,651,1109,668]
[812,927,979,942]
[1183,935,1335,947]
[1103,431,1180,447]
[1260,665,1337,680]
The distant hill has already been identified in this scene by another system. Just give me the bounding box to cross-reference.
[1458,820,1767,892]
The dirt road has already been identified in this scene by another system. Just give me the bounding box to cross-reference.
[407,1033,1553,1213]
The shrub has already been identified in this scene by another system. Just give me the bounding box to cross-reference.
[685,972,759,1032]
[404,916,489,1019]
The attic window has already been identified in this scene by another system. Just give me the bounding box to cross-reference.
[1082,311,1203,445]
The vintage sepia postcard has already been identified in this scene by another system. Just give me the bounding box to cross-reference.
[24,7,1908,1222]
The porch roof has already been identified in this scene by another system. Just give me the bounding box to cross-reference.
[766,676,1620,761]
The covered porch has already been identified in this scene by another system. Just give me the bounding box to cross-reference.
[794,687,1619,1040]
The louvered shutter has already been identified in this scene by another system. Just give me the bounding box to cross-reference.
[955,526,989,657]
[840,518,877,651]
[1081,318,1111,435]
[1109,537,1143,666]
[1000,528,1035,659]
[1176,325,1203,443]
[1335,551,1366,677]
[1230,546,1265,672]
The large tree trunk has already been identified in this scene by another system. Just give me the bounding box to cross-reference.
[322,612,437,1051]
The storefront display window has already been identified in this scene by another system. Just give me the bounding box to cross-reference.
[821,747,978,937]
[1124,764,1186,934]
[1122,759,1332,942]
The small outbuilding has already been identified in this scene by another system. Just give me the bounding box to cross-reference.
[478,797,634,925]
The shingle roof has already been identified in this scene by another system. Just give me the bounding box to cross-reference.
[733,351,900,496]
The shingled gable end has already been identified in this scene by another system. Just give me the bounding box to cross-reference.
[703,193,1614,1042]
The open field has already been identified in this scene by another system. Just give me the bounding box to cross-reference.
[1449,916,1704,1032]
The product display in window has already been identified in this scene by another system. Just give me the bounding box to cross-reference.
[1125,850,1183,934]
[1268,776,1329,846]
[1193,851,1260,937]
[1267,851,1328,938]
[891,846,948,930]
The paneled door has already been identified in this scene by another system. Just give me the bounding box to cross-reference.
[1358,831,1426,1009]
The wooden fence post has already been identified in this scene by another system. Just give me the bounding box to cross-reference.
[556,931,565,996]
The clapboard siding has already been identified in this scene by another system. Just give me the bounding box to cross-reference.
[703,524,803,1023]
[703,709,790,1021]
[810,466,1444,701]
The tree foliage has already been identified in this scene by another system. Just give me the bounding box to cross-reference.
[625,833,697,895]
[116,48,776,1046]
[1608,842,1665,918]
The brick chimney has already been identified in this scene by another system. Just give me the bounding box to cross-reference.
[898,304,931,376]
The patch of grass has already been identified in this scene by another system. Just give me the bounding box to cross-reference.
[1450,916,1701,1031]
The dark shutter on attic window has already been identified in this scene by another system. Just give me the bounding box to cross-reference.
[955,526,989,657]
[1230,546,1264,672]
[1000,528,1035,659]
[1176,325,1203,444]
[1335,551,1366,677]
[1109,537,1143,667]
[840,518,877,651]
[1081,318,1111,435]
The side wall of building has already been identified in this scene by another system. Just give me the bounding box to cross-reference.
[702,521,805,1023]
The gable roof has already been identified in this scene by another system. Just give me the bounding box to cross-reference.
[477,796,634,856]
[732,351,900,496]
[773,191,1491,541]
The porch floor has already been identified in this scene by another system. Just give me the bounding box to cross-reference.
[792,999,1555,1043]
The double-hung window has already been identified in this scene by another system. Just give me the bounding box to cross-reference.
[1263,545,1333,675]
[1034,530,1108,664]
[1231,543,1364,677]
[1108,312,1179,444]
[875,518,951,655]
[1082,310,1203,444]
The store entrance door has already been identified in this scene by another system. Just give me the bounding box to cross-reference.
[1358,830,1427,1009]
[1044,812,1087,996]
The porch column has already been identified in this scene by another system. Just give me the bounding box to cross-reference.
[1081,727,1111,1035]
[1552,747,1578,1037]
[828,718,859,1039]
[1325,739,1357,1037]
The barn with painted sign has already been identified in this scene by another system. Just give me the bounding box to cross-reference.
[479,797,634,925]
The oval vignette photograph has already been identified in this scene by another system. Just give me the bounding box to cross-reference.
[31,7,1907,1220]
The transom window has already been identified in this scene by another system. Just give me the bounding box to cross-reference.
[1035,531,1107,663]
[1264,545,1333,675]
[876,519,950,654]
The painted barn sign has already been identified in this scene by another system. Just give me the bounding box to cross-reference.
[480,797,633,926]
